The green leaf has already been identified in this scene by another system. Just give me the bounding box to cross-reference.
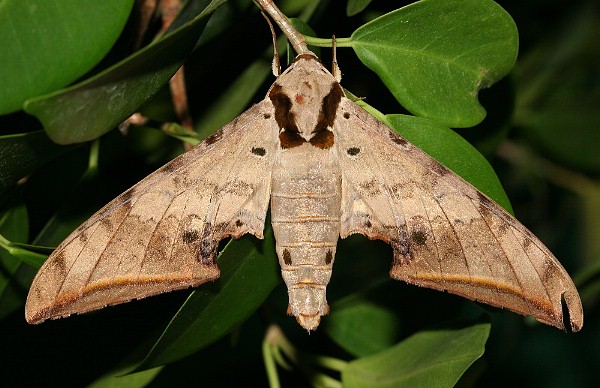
[0,132,76,195]
[87,366,163,388]
[0,0,134,115]
[342,321,490,387]
[346,0,372,16]
[515,3,600,173]
[139,229,279,369]
[0,201,29,319]
[194,59,272,139]
[384,114,513,213]
[343,0,518,128]
[325,295,401,357]
[0,238,50,269]
[24,0,226,144]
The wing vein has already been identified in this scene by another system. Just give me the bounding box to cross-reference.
[432,195,472,281]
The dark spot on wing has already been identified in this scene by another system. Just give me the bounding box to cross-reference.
[388,131,409,147]
[78,232,88,243]
[430,160,451,176]
[50,252,68,277]
[391,228,412,263]
[359,178,381,196]
[309,82,343,149]
[347,147,360,156]
[343,112,350,119]
[365,219,372,228]
[252,147,266,156]
[182,229,200,244]
[411,229,427,246]
[325,250,333,264]
[264,113,271,119]
[159,161,178,173]
[198,225,217,265]
[204,128,224,146]
[283,248,292,265]
[100,217,113,231]
[120,190,133,204]
[235,219,244,227]
[223,180,253,196]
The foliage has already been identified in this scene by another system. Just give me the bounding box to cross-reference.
[0,0,598,386]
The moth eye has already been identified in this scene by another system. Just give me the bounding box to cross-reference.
[347,147,360,156]
[251,147,267,156]
[264,113,271,119]
[343,112,350,119]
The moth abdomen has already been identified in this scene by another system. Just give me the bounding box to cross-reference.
[270,144,342,331]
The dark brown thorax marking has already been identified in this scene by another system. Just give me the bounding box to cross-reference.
[269,84,304,149]
[309,82,343,149]
[269,67,343,150]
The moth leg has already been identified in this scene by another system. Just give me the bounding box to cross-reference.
[261,10,281,76]
[332,35,341,82]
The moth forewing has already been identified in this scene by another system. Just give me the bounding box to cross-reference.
[26,52,582,332]
[25,102,279,324]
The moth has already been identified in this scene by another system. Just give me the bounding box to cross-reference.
[25,27,583,333]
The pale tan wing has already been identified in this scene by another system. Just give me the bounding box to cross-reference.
[26,101,279,324]
[334,98,583,332]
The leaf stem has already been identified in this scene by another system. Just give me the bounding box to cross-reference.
[304,36,353,47]
[88,139,100,173]
[264,324,345,387]
[263,328,281,388]
[255,0,311,55]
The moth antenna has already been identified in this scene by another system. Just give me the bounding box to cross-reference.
[332,35,341,82]
[256,0,313,56]
[261,11,280,76]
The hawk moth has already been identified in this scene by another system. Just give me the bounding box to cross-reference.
[25,7,583,333]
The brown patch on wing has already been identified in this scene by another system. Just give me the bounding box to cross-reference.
[204,128,224,146]
[411,229,428,246]
[358,178,381,197]
[388,131,409,148]
[198,224,217,265]
[309,82,343,149]
[182,229,200,244]
[429,159,451,177]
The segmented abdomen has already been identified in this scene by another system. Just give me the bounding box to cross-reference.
[270,146,341,329]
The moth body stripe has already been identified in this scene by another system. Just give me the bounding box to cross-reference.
[279,241,337,248]
[272,216,340,223]
[271,192,339,199]
[290,283,327,290]
[281,264,332,271]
